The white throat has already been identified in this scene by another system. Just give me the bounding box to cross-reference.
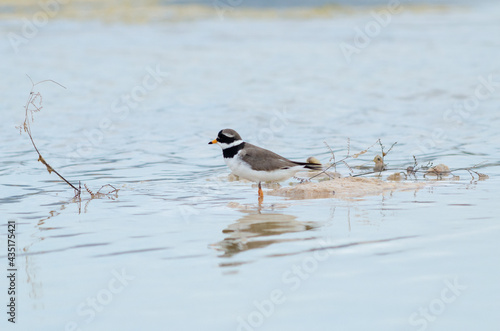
[219,140,244,149]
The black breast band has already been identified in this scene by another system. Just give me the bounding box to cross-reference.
[223,142,245,158]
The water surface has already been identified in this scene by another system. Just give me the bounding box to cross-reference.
[1,2,500,331]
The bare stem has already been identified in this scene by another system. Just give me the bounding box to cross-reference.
[20,77,80,194]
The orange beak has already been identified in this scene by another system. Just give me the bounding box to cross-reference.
[208,139,218,145]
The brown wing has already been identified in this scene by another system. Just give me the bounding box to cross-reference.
[240,143,301,171]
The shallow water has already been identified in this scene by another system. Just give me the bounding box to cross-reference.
[1,2,500,331]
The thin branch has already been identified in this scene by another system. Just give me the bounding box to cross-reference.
[324,141,336,172]
[19,78,79,193]
[384,141,397,157]
[19,77,119,203]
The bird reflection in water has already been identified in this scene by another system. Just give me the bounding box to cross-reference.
[211,206,318,259]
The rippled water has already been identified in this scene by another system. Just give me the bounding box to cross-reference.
[1,2,500,331]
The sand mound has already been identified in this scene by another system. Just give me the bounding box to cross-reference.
[426,164,451,176]
[268,177,428,200]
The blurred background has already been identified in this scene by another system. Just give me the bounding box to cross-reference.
[1,1,500,331]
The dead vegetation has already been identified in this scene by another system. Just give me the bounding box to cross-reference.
[17,77,118,205]
[276,139,489,199]
[302,138,488,182]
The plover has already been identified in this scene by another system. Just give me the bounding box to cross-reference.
[209,129,322,199]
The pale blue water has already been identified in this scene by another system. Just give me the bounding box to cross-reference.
[1,2,500,331]
[170,0,499,7]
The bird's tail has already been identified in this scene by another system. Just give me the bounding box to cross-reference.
[303,163,323,170]
[294,158,323,170]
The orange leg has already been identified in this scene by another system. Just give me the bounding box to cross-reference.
[258,182,264,203]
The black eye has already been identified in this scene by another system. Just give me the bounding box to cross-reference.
[217,131,235,144]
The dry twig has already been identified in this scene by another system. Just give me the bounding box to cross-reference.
[17,77,81,196]
[18,77,119,202]
[309,141,487,182]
